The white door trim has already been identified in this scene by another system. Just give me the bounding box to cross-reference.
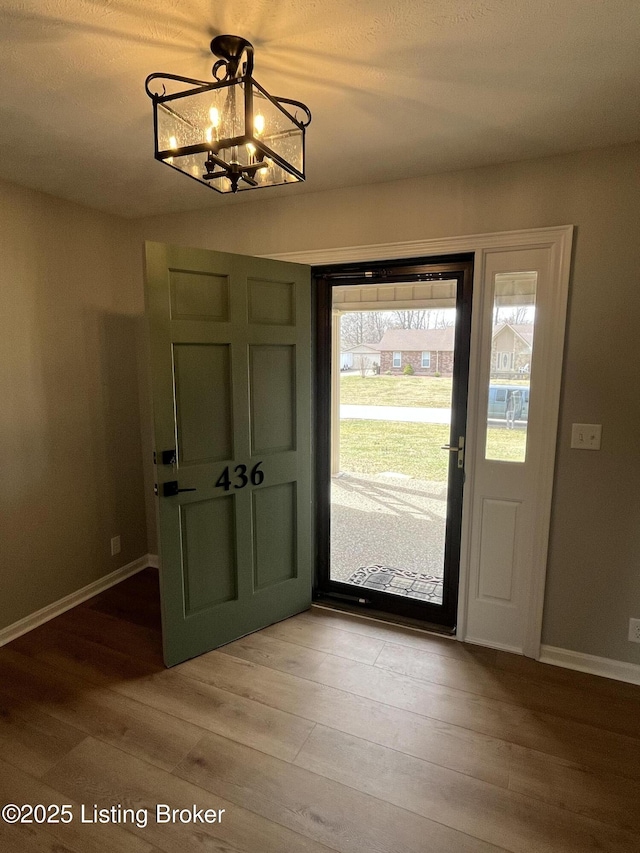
[267,225,573,657]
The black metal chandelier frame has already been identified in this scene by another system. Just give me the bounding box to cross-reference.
[145,35,312,193]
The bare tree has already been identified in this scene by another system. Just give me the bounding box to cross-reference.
[494,305,534,326]
[505,305,533,324]
[428,309,455,329]
[356,355,369,377]
[369,311,394,341]
[341,311,395,348]
[340,312,366,348]
[392,309,427,329]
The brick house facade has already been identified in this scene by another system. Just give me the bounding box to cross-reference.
[379,349,454,375]
[376,323,533,378]
[377,328,455,376]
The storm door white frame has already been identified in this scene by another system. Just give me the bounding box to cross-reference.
[268,225,573,658]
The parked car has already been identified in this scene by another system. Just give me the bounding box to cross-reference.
[488,384,529,421]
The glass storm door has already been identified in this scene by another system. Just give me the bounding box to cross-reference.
[314,257,473,629]
[145,242,312,666]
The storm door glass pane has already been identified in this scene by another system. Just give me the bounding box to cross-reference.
[485,272,537,462]
[331,300,458,606]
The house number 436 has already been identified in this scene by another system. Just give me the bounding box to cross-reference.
[215,462,264,492]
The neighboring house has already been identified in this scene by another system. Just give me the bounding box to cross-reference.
[377,328,455,375]
[340,343,381,371]
[491,323,533,376]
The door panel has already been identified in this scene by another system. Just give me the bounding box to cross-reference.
[477,498,519,601]
[174,343,233,464]
[247,278,295,325]
[253,482,297,588]
[180,495,237,612]
[249,344,296,453]
[169,269,230,321]
[145,242,311,666]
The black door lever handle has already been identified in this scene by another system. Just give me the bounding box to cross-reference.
[163,481,197,497]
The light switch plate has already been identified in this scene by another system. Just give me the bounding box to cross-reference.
[571,423,602,450]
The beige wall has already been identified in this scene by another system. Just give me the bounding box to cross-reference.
[138,142,640,665]
[0,180,147,630]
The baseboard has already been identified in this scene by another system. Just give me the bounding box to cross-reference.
[540,644,640,686]
[463,635,524,655]
[0,554,156,647]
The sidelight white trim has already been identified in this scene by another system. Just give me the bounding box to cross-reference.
[267,225,573,657]
[540,645,640,686]
[0,554,157,647]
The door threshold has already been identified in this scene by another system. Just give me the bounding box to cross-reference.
[311,597,456,638]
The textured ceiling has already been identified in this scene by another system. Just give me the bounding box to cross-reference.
[0,0,639,217]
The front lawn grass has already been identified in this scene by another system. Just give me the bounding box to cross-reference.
[340,375,453,407]
[485,427,528,463]
[339,420,450,481]
[339,420,528,480]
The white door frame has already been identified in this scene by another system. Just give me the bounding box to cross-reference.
[268,225,573,657]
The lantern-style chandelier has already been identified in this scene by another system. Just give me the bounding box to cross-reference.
[145,35,311,194]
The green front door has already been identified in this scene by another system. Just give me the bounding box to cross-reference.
[145,242,312,666]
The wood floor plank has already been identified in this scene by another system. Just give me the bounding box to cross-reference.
[307,607,498,663]
[261,615,387,663]
[508,744,640,834]
[0,822,79,853]
[175,729,507,853]
[375,641,640,738]
[43,736,338,853]
[53,606,163,666]
[6,624,316,764]
[294,724,640,853]
[83,568,161,630]
[494,650,640,702]
[0,691,87,778]
[179,647,512,786]
[221,631,640,780]
[0,757,153,853]
[216,627,329,677]
[0,647,203,772]
[115,669,316,763]
[5,573,640,853]
[8,621,159,685]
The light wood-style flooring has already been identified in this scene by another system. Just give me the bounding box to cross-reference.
[1,569,640,852]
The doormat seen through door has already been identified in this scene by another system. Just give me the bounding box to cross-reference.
[345,565,444,603]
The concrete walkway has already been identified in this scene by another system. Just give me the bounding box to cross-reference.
[340,404,451,424]
[341,404,526,430]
